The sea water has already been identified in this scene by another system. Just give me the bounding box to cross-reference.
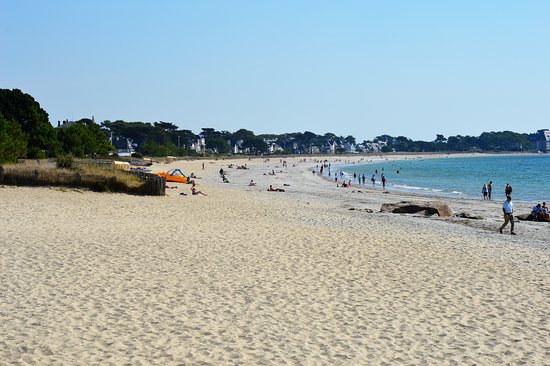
[338,154,550,203]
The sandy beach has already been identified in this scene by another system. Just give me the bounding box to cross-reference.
[1,155,549,365]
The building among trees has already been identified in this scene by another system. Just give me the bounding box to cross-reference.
[529,129,550,151]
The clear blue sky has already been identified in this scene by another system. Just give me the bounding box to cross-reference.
[1,1,549,141]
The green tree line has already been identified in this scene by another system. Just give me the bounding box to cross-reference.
[372,132,531,153]
[0,88,541,164]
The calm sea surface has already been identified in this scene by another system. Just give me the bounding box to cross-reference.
[339,154,550,203]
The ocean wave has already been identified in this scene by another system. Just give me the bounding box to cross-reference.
[391,184,429,191]
[389,184,454,196]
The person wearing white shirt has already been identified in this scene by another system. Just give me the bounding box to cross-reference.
[499,195,516,235]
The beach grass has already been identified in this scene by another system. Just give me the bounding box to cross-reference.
[0,163,148,193]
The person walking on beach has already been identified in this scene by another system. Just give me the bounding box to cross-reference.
[487,181,493,200]
[482,184,488,200]
[505,183,512,197]
[499,195,516,235]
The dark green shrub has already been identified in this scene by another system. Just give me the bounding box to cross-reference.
[91,180,108,192]
[56,154,75,169]
[28,147,46,159]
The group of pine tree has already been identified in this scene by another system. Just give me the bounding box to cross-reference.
[0,88,537,164]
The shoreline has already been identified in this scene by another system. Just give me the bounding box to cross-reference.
[183,154,550,248]
[165,154,548,246]
[321,153,549,204]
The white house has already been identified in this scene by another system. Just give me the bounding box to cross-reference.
[322,141,336,154]
[543,130,550,151]
[233,140,244,154]
[362,142,384,152]
[191,136,206,154]
[111,136,135,157]
[530,129,550,151]
[342,142,357,154]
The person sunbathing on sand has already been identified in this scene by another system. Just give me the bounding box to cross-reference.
[542,202,550,221]
[248,180,257,186]
[531,204,544,221]
[267,185,285,192]
[191,187,207,196]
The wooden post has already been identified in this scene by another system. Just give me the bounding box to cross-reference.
[129,171,165,196]
[34,169,40,185]
[149,174,166,196]
[158,176,166,195]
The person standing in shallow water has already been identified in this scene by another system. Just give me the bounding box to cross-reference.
[499,195,516,235]
[505,183,512,197]
[482,184,488,200]
[487,181,493,200]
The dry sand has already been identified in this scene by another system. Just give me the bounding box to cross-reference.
[1,156,549,365]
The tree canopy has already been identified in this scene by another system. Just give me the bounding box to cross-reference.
[0,89,114,162]
[0,89,59,158]
[57,119,114,158]
[0,112,27,163]
[0,88,545,163]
